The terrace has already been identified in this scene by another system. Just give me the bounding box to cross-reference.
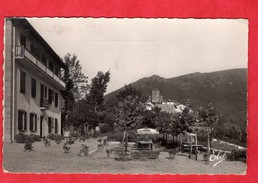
[15,45,66,90]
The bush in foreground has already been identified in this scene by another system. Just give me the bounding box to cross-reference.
[165,140,181,149]
[14,133,31,143]
[30,134,41,142]
[227,149,246,162]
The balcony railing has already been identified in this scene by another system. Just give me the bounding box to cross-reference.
[15,45,66,89]
[40,98,49,110]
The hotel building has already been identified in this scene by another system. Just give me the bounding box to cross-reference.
[4,18,66,142]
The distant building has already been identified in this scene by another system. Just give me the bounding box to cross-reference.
[147,89,185,114]
[4,18,67,142]
[150,89,163,103]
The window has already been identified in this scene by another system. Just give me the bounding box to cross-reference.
[48,117,52,133]
[20,70,26,93]
[54,66,59,76]
[20,34,26,48]
[40,84,48,106]
[31,78,36,98]
[29,113,37,132]
[48,89,54,104]
[18,110,27,131]
[55,119,58,134]
[44,85,48,99]
[30,44,40,60]
[49,61,54,71]
[55,92,58,107]
[41,53,47,66]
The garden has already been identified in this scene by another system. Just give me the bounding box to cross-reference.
[3,131,246,174]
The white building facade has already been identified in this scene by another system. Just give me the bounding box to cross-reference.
[4,19,66,142]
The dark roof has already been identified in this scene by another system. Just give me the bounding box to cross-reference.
[11,18,67,69]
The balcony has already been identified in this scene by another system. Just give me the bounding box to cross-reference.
[40,98,49,110]
[15,46,66,89]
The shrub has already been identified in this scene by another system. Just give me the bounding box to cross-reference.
[92,131,101,138]
[47,134,64,141]
[14,133,31,143]
[57,134,64,140]
[30,134,41,142]
[24,141,33,151]
[99,123,113,134]
[71,132,80,140]
[165,140,181,149]
[47,134,58,140]
[227,149,246,161]
[106,149,113,158]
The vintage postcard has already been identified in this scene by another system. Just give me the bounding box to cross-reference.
[3,18,247,174]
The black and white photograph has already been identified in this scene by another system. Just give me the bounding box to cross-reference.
[3,18,247,174]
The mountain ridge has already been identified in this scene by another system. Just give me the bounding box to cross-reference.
[105,68,247,129]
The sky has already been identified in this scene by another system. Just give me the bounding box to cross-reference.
[27,18,248,94]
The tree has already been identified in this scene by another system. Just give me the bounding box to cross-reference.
[141,106,161,129]
[156,111,173,141]
[61,66,75,127]
[113,85,146,157]
[65,70,111,133]
[62,53,89,101]
[61,53,88,129]
[66,99,100,132]
[197,103,221,160]
[174,107,197,134]
[87,70,110,112]
[197,103,221,141]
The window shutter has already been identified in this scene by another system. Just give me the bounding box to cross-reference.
[48,117,52,133]
[24,112,27,130]
[20,34,26,47]
[30,113,33,131]
[31,78,36,98]
[18,111,22,130]
[20,71,26,93]
[55,93,58,107]
[55,119,58,134]
[48,89,53,104]
[35,114,37,131]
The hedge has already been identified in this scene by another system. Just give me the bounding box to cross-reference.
[227,149,246,162]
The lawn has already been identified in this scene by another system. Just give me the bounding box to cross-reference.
[2,138,246,174]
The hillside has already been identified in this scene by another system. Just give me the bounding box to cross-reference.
[105,68,247,130]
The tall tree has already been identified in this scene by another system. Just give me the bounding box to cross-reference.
[63,53,89,101]
[141,106,161,129]
[197,103,221,139]
[66,99,101,132]
[61,53,88,129]
[113,85,146,157]
[175,107,197,134]
[61,67,75,128]
[197,103,222,151]
[156,111,173,141]
[87,70,110,112]
[65,70,111,132]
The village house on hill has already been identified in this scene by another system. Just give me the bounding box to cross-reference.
[4,18,67,142]
[146,89,186,113]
